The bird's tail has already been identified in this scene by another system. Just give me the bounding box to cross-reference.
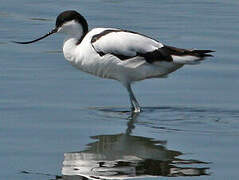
[165,45,215,64]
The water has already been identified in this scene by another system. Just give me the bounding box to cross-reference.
[1,0,239,179]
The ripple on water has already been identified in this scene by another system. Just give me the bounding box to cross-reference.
[28,17,52,21]
[93,106,239,136]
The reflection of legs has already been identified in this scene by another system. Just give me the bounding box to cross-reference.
[125,83,141,113]
[126,112,139,134]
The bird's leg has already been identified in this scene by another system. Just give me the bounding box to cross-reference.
[125,84,141,113]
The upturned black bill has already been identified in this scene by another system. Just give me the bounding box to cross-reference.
[12,28,57,44]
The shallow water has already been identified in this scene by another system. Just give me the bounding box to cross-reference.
[1,0,239,180]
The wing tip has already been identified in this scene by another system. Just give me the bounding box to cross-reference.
[192,49,215,58]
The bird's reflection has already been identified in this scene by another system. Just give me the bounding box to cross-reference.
[62,113,210,180]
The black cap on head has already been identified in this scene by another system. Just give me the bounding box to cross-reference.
[55,10,88,34]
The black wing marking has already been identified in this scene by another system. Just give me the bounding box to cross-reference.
[137,47,173,62]
[163,45,214,58]
[138,45,214,62]
[91,29,214,63]
[91,29,121,43]
[94,46,174,62]
[97,50,134,61]
[91,29,157,43]
[91,29,170,62]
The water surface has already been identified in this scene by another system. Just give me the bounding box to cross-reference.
[1,0,239,180]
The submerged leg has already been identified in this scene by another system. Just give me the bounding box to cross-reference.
[125,83,141,113]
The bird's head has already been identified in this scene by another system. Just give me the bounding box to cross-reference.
[13,10,88,44]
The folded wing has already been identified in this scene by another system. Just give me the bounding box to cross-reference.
[91,28,214,64]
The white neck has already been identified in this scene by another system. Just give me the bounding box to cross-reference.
[60,20,86,62]
[63,36,79,62]
[59,20,84,36]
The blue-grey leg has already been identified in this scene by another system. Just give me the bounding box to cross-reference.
[125,84,141,113]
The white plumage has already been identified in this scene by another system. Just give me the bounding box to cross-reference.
[64,28,178,80]
[14,10,214,113]
[92,28,164,55]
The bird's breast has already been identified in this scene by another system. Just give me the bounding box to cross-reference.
[63,41,119,80]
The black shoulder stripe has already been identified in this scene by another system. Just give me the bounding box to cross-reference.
[91,29,121,43]
[91,29,158,44]
[91,29,143,60]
